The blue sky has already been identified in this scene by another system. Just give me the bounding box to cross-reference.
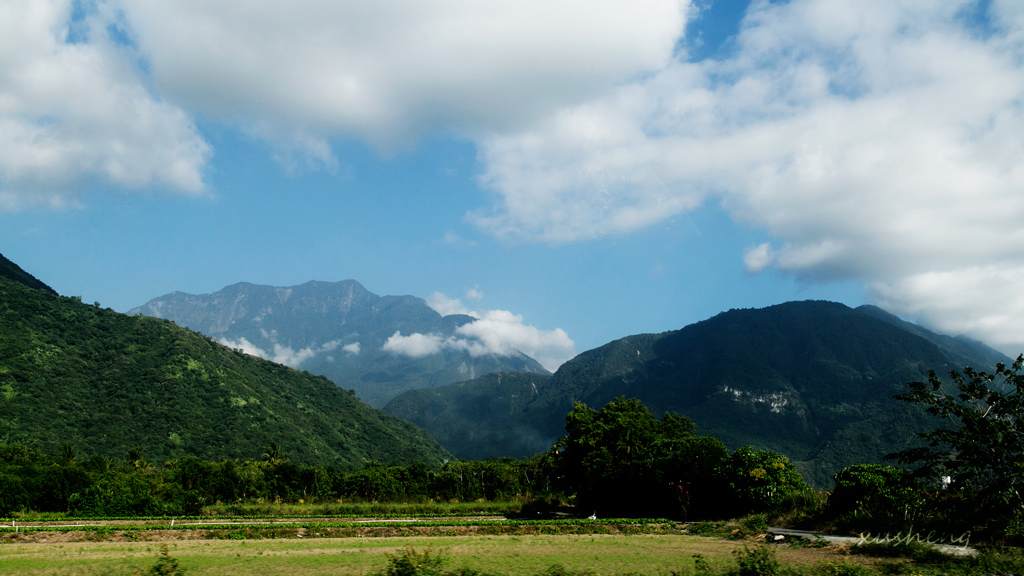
[2,0,1023,368]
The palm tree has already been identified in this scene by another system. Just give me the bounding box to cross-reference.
[57,443,77,465]
[261,442,286,466]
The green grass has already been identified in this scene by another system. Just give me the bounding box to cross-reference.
[0,534,873,576]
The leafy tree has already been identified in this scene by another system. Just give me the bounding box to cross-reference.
[829,464,923,531]
[555,397,727,518]
[715,446,808,517]
[262,442,286,466]
[890,354,1024,533]
[0,472,28,515]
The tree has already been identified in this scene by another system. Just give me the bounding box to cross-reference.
[555,397,727,518]
[715,446,808,518]
[829,464,923,531]
[890,354,1024,532]
[261,442,287,466]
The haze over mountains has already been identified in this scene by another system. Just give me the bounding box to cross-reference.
[384,301,1012,488]
[131,281,550,407]
[0,255,450,467]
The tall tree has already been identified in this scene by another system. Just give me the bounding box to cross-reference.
[555,397,727,518]
[890,354,1024,533]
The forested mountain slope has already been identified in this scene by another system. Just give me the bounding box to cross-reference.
[383,371,553,460]
[386,301,1011,487]
[131,281,548,407]
[0,252,56,295]
[0,275,450,467]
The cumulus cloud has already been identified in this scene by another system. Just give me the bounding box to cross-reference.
[455,309,575,370]
[404,292,576,370]
[218,337,343,368]
[0,0,210,210]
[115,0,687,157]
[471,0,1024,354]
[382,332,445,358]
[342,342,361,355]
[5,0,684,203]
[15,0,1024,357]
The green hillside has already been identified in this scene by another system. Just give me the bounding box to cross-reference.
[382,371,553,460]
[0,275,450,468]
[0,252,56,295]
[386,301,1008,487]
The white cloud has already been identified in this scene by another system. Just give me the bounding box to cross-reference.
[115,0,687,158]
[219,336,267,358]
[218,337,342,368]
[743,243,774,274]
[465,286,484,301]
[342,342,361,355]
[426,292,476,317]
[382,332,445,358]
[402,293,576,370]
[455,309,576,371]
[471,0,1024,354]
[869,264,1024,356]
[13,0,1023,358]
[4,0,685,204]
[0,0,210,210]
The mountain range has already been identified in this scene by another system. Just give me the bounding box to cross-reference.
[130,282,548,407]
[0,255,450,467]
[6,251,1015,489]
[383,301,1013,487]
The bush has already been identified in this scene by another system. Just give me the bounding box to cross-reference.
[0,472,28,516]
[136,545,186,576]
[379,546,449,576]
[732,545,778,576]
[830,465,922,532]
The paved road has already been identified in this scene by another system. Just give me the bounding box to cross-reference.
[768,526,976,557]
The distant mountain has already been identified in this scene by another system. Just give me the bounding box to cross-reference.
[130,281,549,407]
[0,273,450,467]
[385,301,1012,487]
[0,252,56,295]
[383,371,553,461]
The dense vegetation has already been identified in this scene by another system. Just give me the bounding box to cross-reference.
[0,442,551,517]
[130,280,549,407]
[0,398,812,523]
[387,301,1007,487]
[0,276,450,467]
[0,252,56,295]
[555,398,809,520]
[383,372,553,460]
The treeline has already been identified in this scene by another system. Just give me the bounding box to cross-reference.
[0,443,555,517]
[0,397,824,524]
[5,385,1021,544]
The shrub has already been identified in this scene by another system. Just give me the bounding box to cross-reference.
[379,546,449,576]
[136,545,186,576]
[830,465,922,532]
[733,545,778,576]
[538,566,599,576]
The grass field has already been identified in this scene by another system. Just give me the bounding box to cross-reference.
[0,533,875,576]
